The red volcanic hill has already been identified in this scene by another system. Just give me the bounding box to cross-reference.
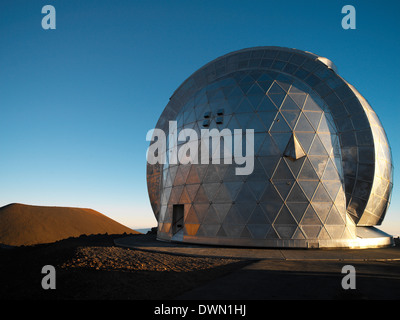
[0,203,139,246]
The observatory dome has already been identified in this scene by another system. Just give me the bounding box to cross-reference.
[146,47,393,248]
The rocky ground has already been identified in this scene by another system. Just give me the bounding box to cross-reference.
[1,234,400,302]
[0,233,249,300]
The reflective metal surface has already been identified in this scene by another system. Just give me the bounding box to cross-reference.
[147,47,393,248]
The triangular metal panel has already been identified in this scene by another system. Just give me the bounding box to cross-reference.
[235,112,254,128]
[212,183,233,203]
[298,179,319,201]
[246,158,268,182]
[247,205,269,224]
[266,226,280,239]
[257,96,278,112]
[276,80,292,93]
[179,187,191,204]
[303,95,322,111]
[325,205,345,225]
[169,185,184,203]
[223,205,246,225]
[274,205,297,225]
[300,204,322,226]
[235,202,257,223]
[161,187,172,205]
[325,225,345,239]
[198,224,219,237]
[195,164,209,182]
[203,182,221,201]
[298,158,320,180]
[294,112,315,132]
[185,184,200,202]
[235,97,254,113]
[246,113,266,132]
[286,182,309,203]
[289,81,310,94]
[271,132,292,153]
[261,201,283,224]
[318,133,335,156]
[284,156,306,178]
[268,81,286,94]
[203,165,220,183]
[225,114,242,131]
[260,183,284,203]
[280,95,300,111]
[308,155,329,178]
[258,134,281,157]
[226,94,244,113]
[288,93,307,109]
[223,181,243,200]
[240,226,253,238]
[323,180,342,202]
[258,111,278,130]
[184,205,199,224]
[168,165,179,185]
[212,203,232,222]
[302,225,321,239]
[294,132,315,153]
[223,224,245,238]
[310,202,333,224]
[259,156,281,177]
[203,205,220,224]
[222,165,245,182]
[303,111,322,131]
[247,224,270,239]
[313,183,333,202]
[317,113,332,132]
[272,158,295,180]
[270,112,291,132]
[246,83,265,109]
[184,224,200,236]
[287,202,309,224]
[268,93,286,109]
[193,203,210,223]
[235,183,256,203]
[274,225,297,239]
[246,180,267,201]
[292,227,306,240]
[281,110,301,130]
[309,134,328,156]
[214,164,229,180]
[317,227,331,240]
[322,158,340,181]
[272,180,293,201]
[193,185,209,203]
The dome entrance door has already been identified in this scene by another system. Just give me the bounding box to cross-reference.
[172,204,184,235]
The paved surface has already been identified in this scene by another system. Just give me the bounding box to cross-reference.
[115,234,400,261]
[177,259,400,300]
[115,234,400,299]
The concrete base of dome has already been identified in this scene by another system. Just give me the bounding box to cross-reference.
[157,226,394,249]
[352,226,394,249]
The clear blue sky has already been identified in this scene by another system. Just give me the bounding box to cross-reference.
[0,0,399,233]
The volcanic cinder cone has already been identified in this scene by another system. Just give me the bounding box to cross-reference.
[0,203,139,246]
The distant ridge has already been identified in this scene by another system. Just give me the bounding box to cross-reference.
[0,203,139,246]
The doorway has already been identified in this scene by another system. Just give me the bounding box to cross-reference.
[172,204,184,235]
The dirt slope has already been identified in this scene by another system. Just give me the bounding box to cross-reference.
[0,203,139,246]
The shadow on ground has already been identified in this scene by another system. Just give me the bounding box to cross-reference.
[178,259,400,300]
[0,234,249,300]
[1,234,400,300]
